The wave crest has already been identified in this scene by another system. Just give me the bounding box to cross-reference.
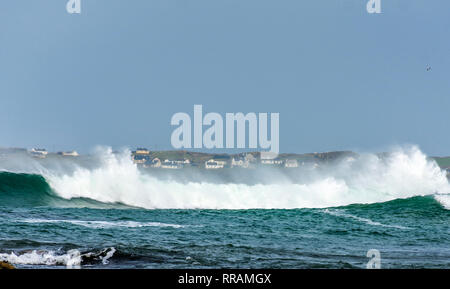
[1,146,449,209]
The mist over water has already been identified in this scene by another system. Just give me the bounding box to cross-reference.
[1,146,450,268]
[1,145,449,210]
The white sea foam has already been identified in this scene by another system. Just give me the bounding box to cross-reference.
[100,247,115,264]
[0,249,82,268]
[434,194,450,210]
[322,209,411,229]
[2,145,449,209]
[19,218,185,229]
[82,247,116,265]
[0,247,117,268]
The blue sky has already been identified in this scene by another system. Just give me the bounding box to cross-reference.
[0,1,449,155]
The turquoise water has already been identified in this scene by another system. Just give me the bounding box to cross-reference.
[0,172,449,269]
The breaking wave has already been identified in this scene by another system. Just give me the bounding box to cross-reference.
[434,194,450,210]
[0,146,449,209]
[0,247,116,268]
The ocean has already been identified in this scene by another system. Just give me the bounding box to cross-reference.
[0,146,449,269]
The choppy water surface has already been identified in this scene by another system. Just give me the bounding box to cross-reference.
[0,147,449,268]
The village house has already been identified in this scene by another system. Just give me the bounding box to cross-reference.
[231,157,249,168]
[284,159,299,168]
[132,148,151,164]
[29,148,48,159]
[260,158,283,166]
[144,158,161,168]
[205,159,227,169]
[161,159,183,169]
[58,151,79,157]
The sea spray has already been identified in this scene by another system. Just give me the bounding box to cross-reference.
[27,146,449,209]
[434,194,450,210]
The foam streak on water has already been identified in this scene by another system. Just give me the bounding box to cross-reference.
[18,218,186,229]
[322,209,411,229]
